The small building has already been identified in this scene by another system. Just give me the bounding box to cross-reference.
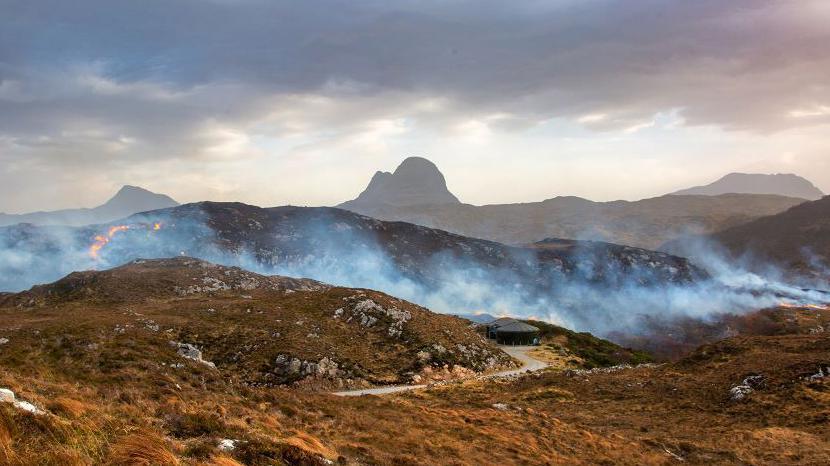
[484,317,519,339]
[493,321,541,346]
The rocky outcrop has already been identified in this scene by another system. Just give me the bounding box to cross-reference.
[0,388,44,415]
[339,157,461,208]
[729,374,765,401]
[170,341,216,368]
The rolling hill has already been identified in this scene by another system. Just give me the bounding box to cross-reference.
[1,257,514,389]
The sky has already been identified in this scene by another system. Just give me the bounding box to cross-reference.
[1,0,829,213]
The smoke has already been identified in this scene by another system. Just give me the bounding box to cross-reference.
[1,205,827,343]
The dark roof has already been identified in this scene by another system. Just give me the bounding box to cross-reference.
[487,317,518,327]
[495,321,540,333]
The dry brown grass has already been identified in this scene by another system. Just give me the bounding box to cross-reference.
[0,412,15,465]
[47,397,91,419]
[1,260,828,465]
[107,430,180,466]
[282,431,337,460]
[204,455,245,466]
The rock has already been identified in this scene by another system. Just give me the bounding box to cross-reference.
[729,375,765,401]
[0,337,8,345]
[492,403,509,411]
[729,385,753,401]
[0,388,14,403]
[170,341,216,368]
[218,439,237,452]
[0,388,44,415]
[13,400,43,415]
[806,365,828,382]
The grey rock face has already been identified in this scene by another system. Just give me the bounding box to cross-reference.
[339,157,461,208]
[170,341,216,368]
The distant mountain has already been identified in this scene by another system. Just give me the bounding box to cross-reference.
[663,195,830,279]
[336,158,805,249]
[0,185,179,227]
[338,156,460,209]
[671,173,824,200]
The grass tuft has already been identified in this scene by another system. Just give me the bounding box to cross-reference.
[108,430,180,466]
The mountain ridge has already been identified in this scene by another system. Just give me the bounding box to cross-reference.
[0,185,179,227]
[671,172,824,200]
[336,158,810,249]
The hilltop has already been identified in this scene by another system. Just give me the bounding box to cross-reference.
[338,157,460,209]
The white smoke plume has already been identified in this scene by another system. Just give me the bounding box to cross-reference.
[0,205,827,343]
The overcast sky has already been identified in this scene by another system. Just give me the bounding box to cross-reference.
[1,0,829,213]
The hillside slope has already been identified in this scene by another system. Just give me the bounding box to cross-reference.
[664,196,830,279]
[0,203,706,319]
[1,257,513,389]
[1,273,828,464]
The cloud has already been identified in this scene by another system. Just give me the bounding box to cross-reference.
[0,0,829,210]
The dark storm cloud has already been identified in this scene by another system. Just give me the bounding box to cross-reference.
[0,0,828,184]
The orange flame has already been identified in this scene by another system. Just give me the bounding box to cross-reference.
[89,225,130,259]
[89,222,165,259]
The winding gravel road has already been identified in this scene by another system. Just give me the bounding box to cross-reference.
[332,345,548,397]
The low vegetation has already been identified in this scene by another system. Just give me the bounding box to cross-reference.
[1,259,828,464]
[522,319,653,368]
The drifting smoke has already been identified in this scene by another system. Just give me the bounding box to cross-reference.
[0,204,827,341]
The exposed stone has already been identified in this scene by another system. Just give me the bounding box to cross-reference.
[0,388,14,403]
[729,375,765,401]
[0,388,44,415]
[170,341,216,368]
[218,439,237,452]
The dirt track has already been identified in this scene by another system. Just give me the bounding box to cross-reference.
[332,345,548,397]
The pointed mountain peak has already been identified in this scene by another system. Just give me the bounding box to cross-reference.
[110,185,155,199]
[340,157,461,208]
[100,185,179,213]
